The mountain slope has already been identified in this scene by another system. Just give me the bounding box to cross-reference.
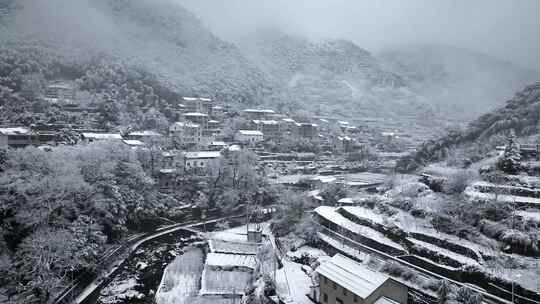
[381,45,540,120]
[237,31,435,120]
[3,0,272,104]
[400,82,540,171]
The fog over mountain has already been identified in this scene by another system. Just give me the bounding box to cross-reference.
[1,0,539,122]
[179,0,540,72]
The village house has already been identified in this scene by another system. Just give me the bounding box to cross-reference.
[208,141,228,151]
[183,151,221,173]
[183,112,209,130]
[280,118,298,134]
[333,136,355,153]
[43,82,76,104]
[314,254,408,304]
[235,130,263,146]
[169,121,202,148]
[182,97,214,116]
[250,120,280,138]
[242,109,276,120]
[205,120,222,137]
[0,127,33,148]
[296,123,318,139]
[125,130,162,143]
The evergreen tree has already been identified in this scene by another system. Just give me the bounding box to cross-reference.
[438,280,450,304]
[497,131,521,174]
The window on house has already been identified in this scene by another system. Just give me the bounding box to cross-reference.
[354,295,358,303]
[323,293,328,303]
[336,298,343,304]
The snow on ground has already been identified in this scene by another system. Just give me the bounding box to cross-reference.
[287,246,327,260]
[206,253,257,269]
[341,206,386,225]
[209,239,259,255]
[200,267,252,295]
[516,210,540,222]
[275,260,314,304]
[318,232,371,263]
[208,222,271,242]
[315,206,406,251]
[408,238,479,266]
[99,278,143,304]
[465,189,540,205]
[155,248,204,304]
[391,208,487,258]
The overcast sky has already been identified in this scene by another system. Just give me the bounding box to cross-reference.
[179,0,540,71]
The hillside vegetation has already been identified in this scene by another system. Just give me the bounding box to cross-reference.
[399,82,540,171]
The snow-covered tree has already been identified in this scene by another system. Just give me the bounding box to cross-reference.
[497,131,521,174]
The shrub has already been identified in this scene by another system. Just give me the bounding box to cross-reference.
[443,169,477,194]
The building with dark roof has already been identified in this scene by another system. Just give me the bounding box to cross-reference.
[314,254,408,304]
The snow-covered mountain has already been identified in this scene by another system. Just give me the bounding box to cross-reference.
[2,1,538,123]
[237,31,435,120]
[2,0,273,104]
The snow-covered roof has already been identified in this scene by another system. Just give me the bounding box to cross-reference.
[374,297,400,304]
[238,130,263,136]
[183,112,208,117]
[282,118,296,123]
[184,151,221,159]
[253,120,279,125]
[210,141,227,146]
[128,130,161,137]
[123,139,145,146]
[206,253,257,269]
[159,168,176,174]
[208,120,220,124]
[316,254,390,299]
[0,127,31,135]
[228,145,241,152]
[338,198,354,205]
[82,133,122,140]
[297,122,318,127]
[243,109,275,114]
[319,118,329,123]
[171,121,200,128]
[47,82,73,89]
[338,121,349,125]
[311,176,336,184]
[200,97,212,102]
[182,97,198,101]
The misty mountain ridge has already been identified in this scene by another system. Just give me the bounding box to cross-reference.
[236,30,436,120]
[381,44,540,119]
[4,0,272,104]
[1,0,538,125]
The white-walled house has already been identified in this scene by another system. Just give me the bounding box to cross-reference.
[169,121,202,148]
[235,130,263,145]
[183,151,221,172]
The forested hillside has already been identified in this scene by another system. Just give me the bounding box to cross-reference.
[0,141,275,302]
[238,31,435,119]
[0,0,273,129]
[399,82,540,171]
